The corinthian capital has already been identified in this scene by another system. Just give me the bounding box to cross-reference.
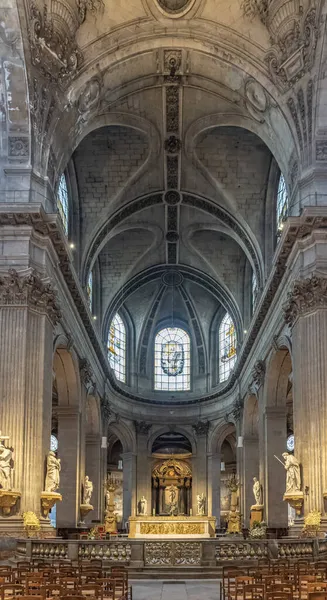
[283,276,327,327]
[0,269,61,325]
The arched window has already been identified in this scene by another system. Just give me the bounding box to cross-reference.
[276,173,289,236]
[108,313,126,383]
[87,271,93,310]
[252,271,258,310]
[57,174,69,234]
[219,313,237,383]
[154,327,190,391]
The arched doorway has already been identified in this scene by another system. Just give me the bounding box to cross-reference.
[151,432,193,516]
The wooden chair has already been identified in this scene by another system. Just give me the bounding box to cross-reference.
[0,584,25,599]
[79,584,103,598]
[59,577,80,593]
[308,595,327,600]
[43,584,64,597]
[242,584,265,600]
[299,575,318,600]
[17,596,44,600]
[268,583,294,599]
[266,594,292,600]
[97,577,116,600]
[308,584,327,594]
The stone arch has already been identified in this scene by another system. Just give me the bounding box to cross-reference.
[107,421,135,454]
[243,394,259,438]
[53,347,81,407]
[208,421,236,455]
[85,394,101,436]
[263,348,293,409]
[148,426,196,455]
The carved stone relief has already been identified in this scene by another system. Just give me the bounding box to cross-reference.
[283,277,327,327]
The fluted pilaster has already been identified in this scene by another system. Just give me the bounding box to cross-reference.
[0,269,59,518]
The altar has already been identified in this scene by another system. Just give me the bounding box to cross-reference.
[128,515,216,538]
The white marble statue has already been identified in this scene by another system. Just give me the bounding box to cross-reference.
[253,477,263,506]
[165,485,179,515]
[44,451,61,493]
[197,493,206,516]
[139,496,147,515]
[83,475,93,505]
[282,452,301,493]
[0,441,13,491]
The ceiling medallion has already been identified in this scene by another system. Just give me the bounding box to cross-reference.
[156,0,196,17]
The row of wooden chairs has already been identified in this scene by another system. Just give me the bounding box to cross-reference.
[222,559,327,600]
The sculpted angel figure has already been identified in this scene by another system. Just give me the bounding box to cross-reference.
[83,475,93,505]
[45,451,61,493]
[197,493,206,516]
[282,452,301,493]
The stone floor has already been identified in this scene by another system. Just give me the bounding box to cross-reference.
[131,579,220,600]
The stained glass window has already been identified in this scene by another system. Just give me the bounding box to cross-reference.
[154,327,190,391]
[108,313,126,383]
[57,174,69,234]
[87,271,93,310]
[219,313,237,383]
[252,271,258,310]
[276,173,289,236]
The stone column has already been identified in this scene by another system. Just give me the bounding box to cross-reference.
[57,406,81,528]
[135,423,152,516]
[263,406,288,528]
[242,436,259,527]
[85,434,101,522]
[192,423,209,515]
[0,269,60,526]
[207,452,221,523]
[284,277,327,518]
[122,452,136,524]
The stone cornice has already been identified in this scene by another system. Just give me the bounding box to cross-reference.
[0,268,61,325]
[283,276,327,327]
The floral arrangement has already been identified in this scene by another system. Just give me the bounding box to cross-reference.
[249,520,267,539]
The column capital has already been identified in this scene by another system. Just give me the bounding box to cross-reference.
[283,276,327,327]
[0,268,61,325]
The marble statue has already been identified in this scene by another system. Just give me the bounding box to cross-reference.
[139,495,147,515]
[282,452,301,493]
[44,451,61,493]
[0,441,13,491]
[165,484,179,515]
[83,475,93,505]
[197,493,206,516]
[253,477,263,505]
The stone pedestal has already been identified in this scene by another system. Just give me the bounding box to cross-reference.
[40,492,62,518]
[80,503,93,525]
[0,491,21,516]
[283,492,304,516]
[250,505,264,527]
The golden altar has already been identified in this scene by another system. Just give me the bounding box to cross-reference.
[129,515,216,538]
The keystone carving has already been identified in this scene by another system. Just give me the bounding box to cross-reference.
[79,358,94,386]
[192,421,210,435]
[283,276,327,327]
[134,421,152,435]
[251,360,266,389]
[0,269,61,325]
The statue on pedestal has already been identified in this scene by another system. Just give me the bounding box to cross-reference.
[165,484,179,516]
[0,440,13,491]
[138,496,147,515]
[82,476,93,505]
[44,451,61,492]
[196,493,206,516]
[252,477,263,506]
[282,452,301,493]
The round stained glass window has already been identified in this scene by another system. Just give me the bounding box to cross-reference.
[50,434,58,452]
[287,434,294,452]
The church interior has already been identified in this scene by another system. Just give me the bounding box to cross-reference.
[1,0,327,597]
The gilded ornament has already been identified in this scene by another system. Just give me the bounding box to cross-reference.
[41,491,62,518]
[0,490,21,516]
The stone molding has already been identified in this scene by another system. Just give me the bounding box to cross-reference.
[0,268,61,325]
[79,358,94,387]
[100,395,111,425]
[283,276,327,327]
